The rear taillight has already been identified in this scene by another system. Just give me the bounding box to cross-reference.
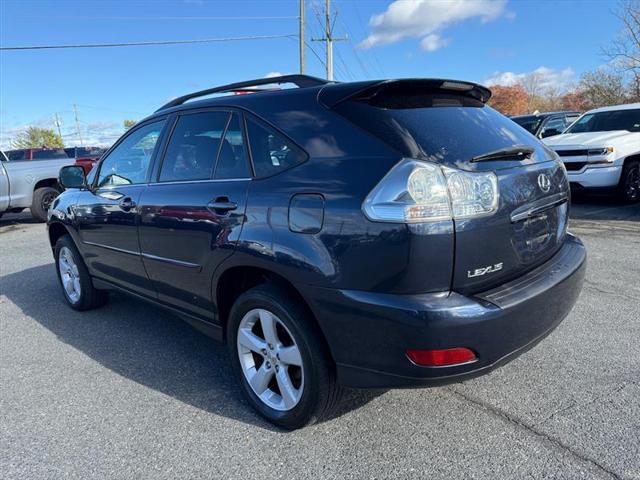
[362,159,498,223]
[406,347,477,367]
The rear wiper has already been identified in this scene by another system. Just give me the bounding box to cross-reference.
[471,145,535,163]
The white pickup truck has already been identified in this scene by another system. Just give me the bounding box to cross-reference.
[543,103,639,203]
[0,150,74,221]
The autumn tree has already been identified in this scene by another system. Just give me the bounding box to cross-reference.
[123,119,137,130]
[11,127,64,149]
[487,85,529,115]
[560,91,586,111]
[578,69,631,110]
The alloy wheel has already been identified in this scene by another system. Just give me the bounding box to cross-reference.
[624,164,639,201]
[58,246,82,303]
[41,191,57,212]
[237,308,304,411]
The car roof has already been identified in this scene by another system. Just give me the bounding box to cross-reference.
[140,75,493,124]
[512,111,580,119]
[584,103,640,114]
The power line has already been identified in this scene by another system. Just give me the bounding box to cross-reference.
[349,0,386,77]
[48,16,299,20]
[0,34,297,51]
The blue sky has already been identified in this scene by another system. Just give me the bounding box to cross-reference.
[0,0,621,148]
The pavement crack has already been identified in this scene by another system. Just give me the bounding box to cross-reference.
[532,383,628,427]
[448,387,623,480]
[583,280,640,303]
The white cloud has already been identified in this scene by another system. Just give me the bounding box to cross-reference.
[483,66,576,91]
[264,71,284,78]
[359,0,508,51]
[0,118,125,150]
[420,34,449,52]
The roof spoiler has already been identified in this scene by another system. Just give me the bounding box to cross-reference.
[319,78,492,108]
[156,74,329,112]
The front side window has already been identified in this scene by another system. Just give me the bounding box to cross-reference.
[159,111,230,182]
[540,117,566,137]
[97,120,165,187]
[246,116,307,177]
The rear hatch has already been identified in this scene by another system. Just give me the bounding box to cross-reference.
[326,79,570,293]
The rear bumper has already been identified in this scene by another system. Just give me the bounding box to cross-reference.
[304,234,586,388]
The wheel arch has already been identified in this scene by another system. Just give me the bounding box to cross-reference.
[48,221,82,254]
[623,153,640,166]
[214,264,336,364]
[34,178,61,192]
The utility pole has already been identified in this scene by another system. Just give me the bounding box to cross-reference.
[73,104,84,146]
[311,0,347,80]
[53,113,63,139]
[299,0,305,74]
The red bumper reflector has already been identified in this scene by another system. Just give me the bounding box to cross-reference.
[406,347,477,367]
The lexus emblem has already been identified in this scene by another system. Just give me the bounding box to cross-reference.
[537,173,551,193]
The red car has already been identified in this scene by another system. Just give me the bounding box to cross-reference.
[65,147,106,174]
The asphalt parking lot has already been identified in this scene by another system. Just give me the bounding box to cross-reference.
[1,198,638,480]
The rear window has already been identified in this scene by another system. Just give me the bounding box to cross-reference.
[512,116,543,135]
[66,147,105,158]
[33,149,69,160]
[6,150,26,161]
[334,95,548,166]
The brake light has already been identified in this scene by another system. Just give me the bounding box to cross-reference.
[406,347,477,366]
[362,159,499,223]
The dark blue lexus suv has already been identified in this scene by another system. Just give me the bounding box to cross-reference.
[48,75,586,429]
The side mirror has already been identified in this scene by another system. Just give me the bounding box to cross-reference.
[59,165,87,189]
[541,128,561,138]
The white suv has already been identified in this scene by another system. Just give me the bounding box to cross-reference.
[543,103,639,203]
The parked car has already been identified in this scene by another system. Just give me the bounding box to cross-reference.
[65,146,106,174]
[511,111,581,139]
[5,147,70,161]
[543,103,640,202]
[48,75,586,429]
[0,150,74,221]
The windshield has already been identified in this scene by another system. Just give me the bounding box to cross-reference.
[512,116,544,135]
[566,109,640,133]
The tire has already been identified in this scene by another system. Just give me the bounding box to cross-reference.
[54,235,109,311]
[227,284,343,430]
[31,186,60,222]
[618,160,640,203]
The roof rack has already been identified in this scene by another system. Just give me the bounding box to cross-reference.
[156,74,329,112]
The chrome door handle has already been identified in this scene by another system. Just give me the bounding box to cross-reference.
[119,197,136,211]
[207,198,237,214]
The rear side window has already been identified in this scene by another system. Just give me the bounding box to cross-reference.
[246,116,306,178]
[159,111,230,182]
[334,94,548,166]
[214,112,250,179]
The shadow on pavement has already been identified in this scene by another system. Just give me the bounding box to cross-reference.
[570,194,639,222]
[1,264,383,431]
[0,212,41,228]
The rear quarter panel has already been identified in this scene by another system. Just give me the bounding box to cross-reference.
[220,91,455,294]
